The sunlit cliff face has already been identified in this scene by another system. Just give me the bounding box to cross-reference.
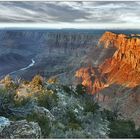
[75,31,140,94]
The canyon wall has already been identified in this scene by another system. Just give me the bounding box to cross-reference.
[75,31,140,126]
[75,31,140,94]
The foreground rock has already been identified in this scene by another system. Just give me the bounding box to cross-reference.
[0,119,41,138]
[33,105,55,121]
[0,117,10,133]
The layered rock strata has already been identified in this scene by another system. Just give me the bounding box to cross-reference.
[75,32,140,94]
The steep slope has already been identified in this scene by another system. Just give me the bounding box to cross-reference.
[75,31,140,93]
[75,31,140,126]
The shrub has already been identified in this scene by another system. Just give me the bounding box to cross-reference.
[75,84,86,95]
[101,109,116,122]
[66,110,81,127]
[13,96,31,107]
[0,88,16,116]
[37,90,58,110]
[84,102,99,113]
[62,85,71,93]
[108,120,135,138]
[47,77,58,84]
[30,75,43,91]
[133,127,140,138]
[21,80,30,85]
[84,95,99,113]
[2,75,18,90]
[68,122,81,130]
[26,112,51,138]
[62,85,75,95]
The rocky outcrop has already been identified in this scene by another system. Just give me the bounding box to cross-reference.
[98,31,119,48]
[33,106,55,121]
[75,31,140,127]
[0,119,41,138]
[75,67,107,94]
[76,31,140,94]
[0,117,10,133]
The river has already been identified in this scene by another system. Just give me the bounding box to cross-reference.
[0,59,35,80]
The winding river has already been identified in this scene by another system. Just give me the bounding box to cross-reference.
[8,59,35,75]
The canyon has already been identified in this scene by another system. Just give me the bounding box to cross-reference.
[0,30,101,80]
[1,29,140,138]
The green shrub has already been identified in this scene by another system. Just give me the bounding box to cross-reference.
[66,110,81,125]
[68,122,81,130]
[13,96,31,107]
[62,85,75,95]
[101,109,116,122]
[84,96,99,113]
[37,90,58,110]
[62,85,72,94]
[108,120,135,138]
[26,112,51,138]
[75,84,86,95]
[84,102,99,113]
[0,88,15,113]
[133,128,140,138]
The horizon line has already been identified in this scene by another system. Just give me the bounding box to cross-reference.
[0,27,140,30]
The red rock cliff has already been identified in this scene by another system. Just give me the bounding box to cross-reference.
[75,32,140,94]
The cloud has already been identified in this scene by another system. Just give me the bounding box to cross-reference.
[0,1,139,29]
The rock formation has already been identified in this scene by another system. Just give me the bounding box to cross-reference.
[0,118,41,138]
[0,117,10,133]
[75,31,140,94]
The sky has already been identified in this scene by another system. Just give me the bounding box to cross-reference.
[0,1,140,29]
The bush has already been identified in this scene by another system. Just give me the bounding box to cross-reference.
[101,109,116,122]
[62,85,75,95]
[84,95,99,113]
[62,85,71,93]
[30,75,43,91]
[2,75,18,90]
[108,120,135,138]
[68,122,81,130]
[37,90,58,110]
[26,112,51,138]
[0,88,16,116]
[13,96,31,107]
[47,77,58,84]
[84,102,99,113]
[76,84,86,95]
[133,128,140,138]
[66,110,81,127]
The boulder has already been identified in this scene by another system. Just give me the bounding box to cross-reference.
[33,106,55,121]
[0,119,41,138]
[0,116,10,133]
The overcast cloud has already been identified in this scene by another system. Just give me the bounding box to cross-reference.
[0,1,139,29]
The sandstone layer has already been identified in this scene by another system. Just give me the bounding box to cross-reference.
[75,31,140,94]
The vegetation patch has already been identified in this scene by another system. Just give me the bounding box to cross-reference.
[26,112,51,138]
[37,90,58,110]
